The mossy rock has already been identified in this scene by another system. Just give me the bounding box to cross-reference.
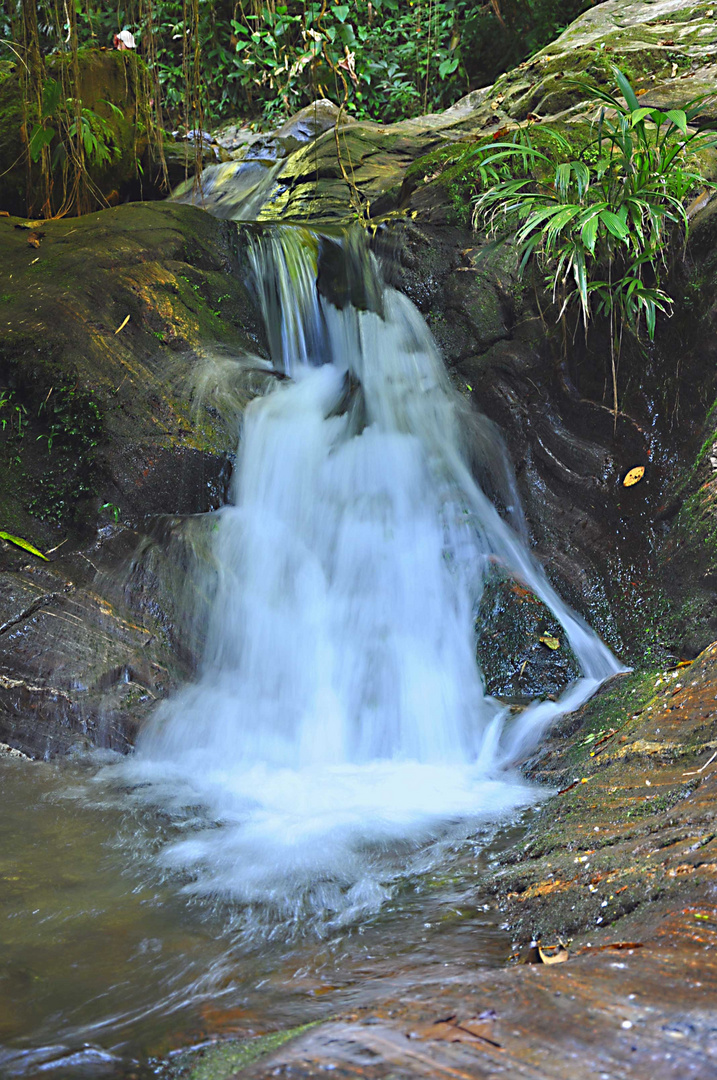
[0,201,266,546]
[400,0,717,224]
[476,567,580,700]
[0,201,271,757]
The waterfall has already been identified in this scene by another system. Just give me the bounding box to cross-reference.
[122,227,623,929]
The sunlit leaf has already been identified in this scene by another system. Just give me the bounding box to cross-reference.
[0,531,48,560]
[665,109,688,135]
[623,465,645,487]
[539,635,560,650]
[538,944,570,965]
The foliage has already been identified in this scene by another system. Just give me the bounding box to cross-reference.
[0,530,48,560]
[471,68,717,415]
[3,0,599,135]
[28,76,123,173]
[0,390,27,437]
[133,0,472,127]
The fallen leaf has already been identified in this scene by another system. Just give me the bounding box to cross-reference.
[114,314,131,335]
[538,944,570,965]
[539,635,560,650]
[0,210,9,217]
[577,941,643,954]
[14,220,44,229]
[418,1015,502,1048]
[27,231,44,248]
[623,465,645,487]
[0,531,48,561]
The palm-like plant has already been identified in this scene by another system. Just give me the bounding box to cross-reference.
[472,68,716,417]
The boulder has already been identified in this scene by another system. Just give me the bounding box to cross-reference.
[0,202,270,756]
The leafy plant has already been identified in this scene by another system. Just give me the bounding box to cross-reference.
[0,390,28,437]
[29,78,123,171]
[471,68,717,416]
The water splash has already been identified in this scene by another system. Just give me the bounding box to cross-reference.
[121,226,623,928]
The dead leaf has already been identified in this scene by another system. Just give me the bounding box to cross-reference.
[418,1015,502,1048]
[0,210,9,217]
[14,220,44,230]
[538,944,570,964]
[623,465,645,487]
[114,315,131,335]
[27,231,44,248]
[577,941,643,954]
[539,635,560,650]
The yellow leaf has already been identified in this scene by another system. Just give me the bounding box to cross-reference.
[114,314,130,335]
[539,635,560,650]
[623,465,645,487]
[538,944,570,965]
[0,531,48,560]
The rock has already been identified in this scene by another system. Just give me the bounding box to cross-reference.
[213,100,341,157]
[477,568,580,700]
[0,202,269,756]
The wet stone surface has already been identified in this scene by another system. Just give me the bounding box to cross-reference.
[169,644,717,1080]
[476,568,580,700]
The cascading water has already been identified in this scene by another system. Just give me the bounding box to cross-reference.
[122,226,623,929]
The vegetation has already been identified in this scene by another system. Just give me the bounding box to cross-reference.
[3,1,595,135]
[471,69,717,416]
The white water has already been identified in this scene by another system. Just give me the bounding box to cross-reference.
[121,227,622,929]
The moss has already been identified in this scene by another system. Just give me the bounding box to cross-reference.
[0,375,105,527]
[548,668,659,771]
[158,1023,320,1080]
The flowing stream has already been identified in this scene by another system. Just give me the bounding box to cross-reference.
[0,225,622,1077]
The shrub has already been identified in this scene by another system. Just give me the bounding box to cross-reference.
[471,68,717,416]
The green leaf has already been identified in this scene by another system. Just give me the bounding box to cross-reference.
[28,124,55,163]
[613,67,640,112]
[0,531,48,561]
[41,78,61,120]
[599,209,629,239]
[333,4,350,21]
[438,56,459,78]
[630,107,653,127]
[555,162,571,197]
[571,161,590,198]
[580,213,600,253]
[665,109,688,134]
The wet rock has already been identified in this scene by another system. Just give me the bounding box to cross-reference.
[0,202,268,756]
[477,568,580,700]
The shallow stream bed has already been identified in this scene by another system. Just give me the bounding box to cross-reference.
[0,754,524,1079]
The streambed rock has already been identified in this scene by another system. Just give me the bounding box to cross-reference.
[175,646,717,1080]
